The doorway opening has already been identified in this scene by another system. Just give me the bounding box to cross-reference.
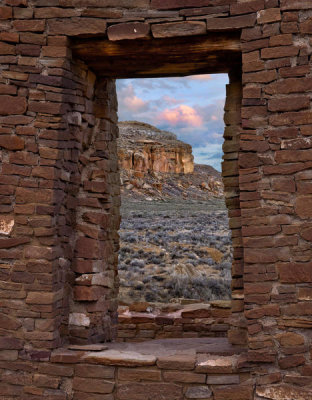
[71,33,243,343]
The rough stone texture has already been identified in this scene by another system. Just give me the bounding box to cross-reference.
[2,1,312,398]
[118,121,194,175]
[117,301,231,342]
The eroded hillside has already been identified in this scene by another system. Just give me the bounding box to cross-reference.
[117,122,231,304]
[117,121,223,200]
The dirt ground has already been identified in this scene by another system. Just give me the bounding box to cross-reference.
[118,198,232,304]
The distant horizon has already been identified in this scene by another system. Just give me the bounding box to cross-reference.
[116,74,228,172]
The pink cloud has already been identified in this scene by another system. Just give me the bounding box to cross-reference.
[162,95,183,105]
[188,74,212,81]
[158,105,203,127]
[124,95,147,112]
[118,83,149,113]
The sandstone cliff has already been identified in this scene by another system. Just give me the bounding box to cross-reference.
[118,121,194,175]
[117,121,223,199]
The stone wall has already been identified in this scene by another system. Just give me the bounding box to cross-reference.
[1,338,251,400]
[1,0,312,398]
[117,301,231,342]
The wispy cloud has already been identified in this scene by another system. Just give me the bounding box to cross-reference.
[116,74,228,170]
[188,74,212,81]
[158,105,203,128]
[118,84,149,113]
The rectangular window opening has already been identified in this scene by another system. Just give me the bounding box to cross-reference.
[116,74,235,341]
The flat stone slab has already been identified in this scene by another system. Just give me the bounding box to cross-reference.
[83,349,157,366]
[196,354,237,373]
[68,344,108,351]
[106,337,245,357]
[52,338,245,367]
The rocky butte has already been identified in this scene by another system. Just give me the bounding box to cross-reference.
[118,121,194,175]
[118,121,223,199]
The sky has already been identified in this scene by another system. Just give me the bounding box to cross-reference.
[116,74,228,171]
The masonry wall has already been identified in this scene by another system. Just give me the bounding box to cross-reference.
[117,301,231,342]
[1,0,312,399]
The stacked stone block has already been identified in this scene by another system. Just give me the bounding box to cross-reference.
[117,301,231,342]
[0,339,252,400]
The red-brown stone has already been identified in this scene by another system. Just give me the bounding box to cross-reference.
[0,96,27,116]
[108,22,150,40]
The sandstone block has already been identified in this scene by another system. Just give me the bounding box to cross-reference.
[277,332,305,347]
[261,45,299,59]
[245,248,289,264]
[279,355,305,369]
[108,22,149,40]
[118,367,161,381]
[185,385,212,399]
[33,373,60,389]
[0,135,25,150]
[268,96,310,112]
[295,195,312,218]
[74,286,105,301]
[73,377,114,394]
[163,370,205,383]
[48,18,106,36]
[69,313,90,327]
[0,313,22,330]
[231,0,264,15]
[213,385,253,400]
[151,0,212,9]
[269,33,293,47]
[157,353,196,370]
[0,6,12,19]
[0,350,18,361]
[26,289,63,305]
[281,302,312,316]
[39,363,74,377]
[207,374,240,384]
[42,45,70,58]
[196,355,234,374]
[301,227,312,242]
[83,181,107,193]
[281,0,312,10]
[74,393,113,400]
[243,70,277,83]
[29,101,67,115]
[257,8,281,24]
[0,96,27,115]
[83,349,156,367]
[256,384,312,400]
[13,20,45,32]
[24,245,54,260]
[0,42,16,55]
[35,7,80,18]
[75,364,114,379]
[207,14,256,30]
[0,336,23,349]
[117,382,182,400]
[152,21,206,38]
[75,237,99,258]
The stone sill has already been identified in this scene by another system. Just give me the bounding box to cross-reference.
[51,337,246,369]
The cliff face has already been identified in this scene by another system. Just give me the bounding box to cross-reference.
[117,121,194,175]
[117,121,223,200]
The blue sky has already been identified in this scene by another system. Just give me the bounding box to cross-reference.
[116,74,228,171]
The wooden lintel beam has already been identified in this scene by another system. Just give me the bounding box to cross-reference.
[72,34,241,78]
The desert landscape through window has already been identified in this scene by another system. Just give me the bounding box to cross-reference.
[116,75,233,307]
